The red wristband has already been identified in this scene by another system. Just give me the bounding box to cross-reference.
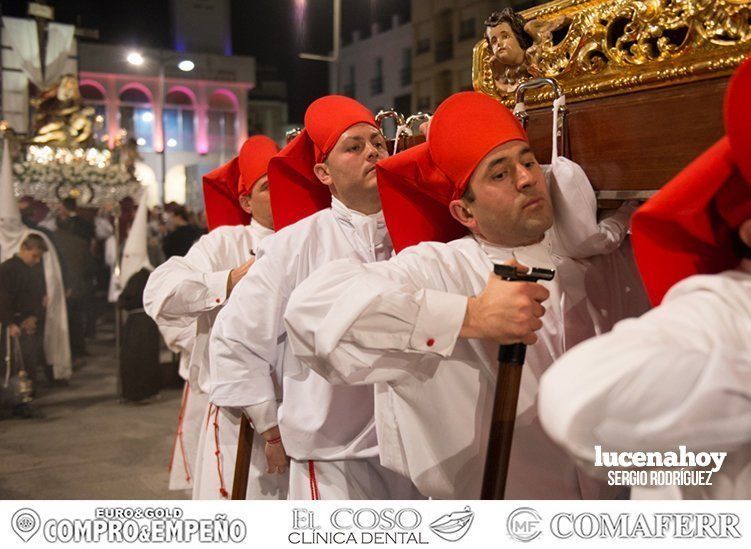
[266,436,282,445]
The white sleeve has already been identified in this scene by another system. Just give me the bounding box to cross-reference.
[208,247,290,410]
[143,232,232,328]
[547,157,637,258]
[539,283,751,464]
[284,247,468,386]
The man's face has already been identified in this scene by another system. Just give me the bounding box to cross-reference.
[19,201,33,222]
[313,123,388,210]
[19,247,44,267]
[451,140,553,247]
[486,22,525,66]
[239,174,274,229]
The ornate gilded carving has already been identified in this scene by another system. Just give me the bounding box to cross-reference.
[473,0,751,105]
[30,75,96,146]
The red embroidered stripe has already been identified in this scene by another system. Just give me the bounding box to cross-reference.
[308,460,320,500]
[213,406,228,498]
[168,383,191,480]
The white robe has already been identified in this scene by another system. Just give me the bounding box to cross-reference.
[159,323,206,492]
[538,259,751,499]
[0,222,71,380]
[143,219,286,500]
[210,198,420,499]
[284,228,649,499]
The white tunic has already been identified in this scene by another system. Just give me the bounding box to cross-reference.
[143,219,283,500]
[284,231,649,499]
[538,259,751,499]
[209,198,392,463]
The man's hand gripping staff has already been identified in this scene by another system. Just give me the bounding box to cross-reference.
[480,264,555,499]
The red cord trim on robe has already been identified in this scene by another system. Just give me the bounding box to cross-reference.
[308,460,320,500]
[168,382,192,481]
[212,406,229,498]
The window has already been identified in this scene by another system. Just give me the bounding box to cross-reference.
[343,66,356,98]
[370,58,384,95]
[400,48,412,87]
[435,39,453,63]
[459,18,476,41]
[416,38,430,54]
[164,90,195,152]
[119,87,153,150]
[80,84,107,128]
[208,91,237,155]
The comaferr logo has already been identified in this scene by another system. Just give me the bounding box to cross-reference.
[551,513,741,540]
[429,506,475,542]
[506,507,542,542]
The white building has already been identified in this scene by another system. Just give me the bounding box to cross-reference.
[330,14,412,137]
[78,42,254,208]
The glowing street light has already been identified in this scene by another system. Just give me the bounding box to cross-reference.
[178,59,195,72]
[126,51,144,66]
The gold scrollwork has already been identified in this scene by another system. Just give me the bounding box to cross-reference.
[473,0,751,105]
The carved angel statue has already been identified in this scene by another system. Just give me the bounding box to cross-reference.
[484,8,536,94]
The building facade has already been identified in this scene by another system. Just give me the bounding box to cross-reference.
[330,14,412,137]
[410,0,536,112]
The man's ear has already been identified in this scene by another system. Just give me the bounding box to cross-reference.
[238,194,253,215]
[313,162,333,188]
[739,218,751,247]
[449,198,476,231]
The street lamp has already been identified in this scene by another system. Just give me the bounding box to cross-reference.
[299,0,342,93]
[126,51,144,66]
[126,50,196,204]
[178,60,195,72]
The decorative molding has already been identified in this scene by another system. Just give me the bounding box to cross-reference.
[473,0,751,106]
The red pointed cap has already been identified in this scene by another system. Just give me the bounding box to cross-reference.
[632,56,751,305]
[268,95,377,230]
[203,135,280,231]
[376,91,527,252]
[238,135,280,196]
[202,156,247,231]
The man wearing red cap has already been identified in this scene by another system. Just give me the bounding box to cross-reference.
[284,91,645,499]
[144,135,287,500]
[209,95,426,499]
[538,57,751,499]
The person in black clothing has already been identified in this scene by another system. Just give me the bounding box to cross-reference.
[162,205,201,258]
[117,267,161,402]
[0,234,48,419]
[54,198,96,359]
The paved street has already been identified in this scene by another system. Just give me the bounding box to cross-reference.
[0,319,189,500]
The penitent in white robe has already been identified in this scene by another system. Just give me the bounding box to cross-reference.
[283,159,646,499]
[538,260,751,500]
[144,219,286,500]
[210,197,421,500]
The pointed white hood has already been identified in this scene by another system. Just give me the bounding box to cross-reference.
[0,139,22,227]
[113,194,153,300]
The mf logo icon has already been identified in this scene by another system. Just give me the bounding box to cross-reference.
[506,507,542,542]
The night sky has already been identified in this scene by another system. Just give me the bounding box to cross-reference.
[1,0,410,122]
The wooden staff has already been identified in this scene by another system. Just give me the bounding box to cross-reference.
[231,415,254,499]
[481,264,555,499]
